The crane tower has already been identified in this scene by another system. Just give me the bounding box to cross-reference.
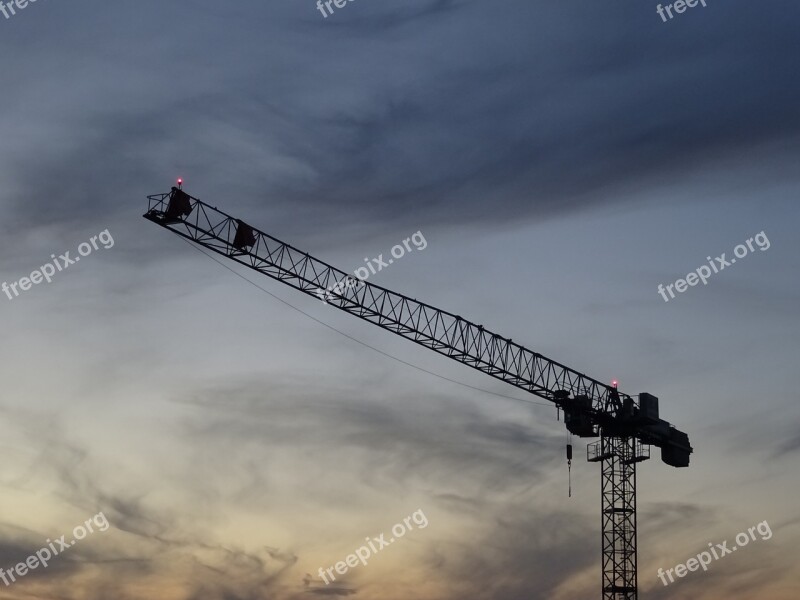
[145,184,693,599]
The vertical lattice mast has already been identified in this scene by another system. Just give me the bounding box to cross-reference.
[600,435,639,599]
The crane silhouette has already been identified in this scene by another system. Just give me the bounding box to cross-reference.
[145,184,693,599]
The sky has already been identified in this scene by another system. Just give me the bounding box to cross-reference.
[0,0,799,598]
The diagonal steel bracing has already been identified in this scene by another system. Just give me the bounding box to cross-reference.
[601,436,638,600]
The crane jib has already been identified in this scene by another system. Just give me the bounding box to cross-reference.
[144,187,692,468]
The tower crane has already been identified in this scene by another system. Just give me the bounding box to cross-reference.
[144,184,693,599]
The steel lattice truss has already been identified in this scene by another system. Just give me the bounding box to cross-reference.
[145,190,629,419]
[145,186,695,600]
[600,436,639,600]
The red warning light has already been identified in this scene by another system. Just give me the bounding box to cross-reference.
[177,178,183,186]
[611,380,618,388]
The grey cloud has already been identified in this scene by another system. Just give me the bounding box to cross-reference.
[2,0,799,249]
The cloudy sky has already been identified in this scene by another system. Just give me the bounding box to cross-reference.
[0,0,798,598]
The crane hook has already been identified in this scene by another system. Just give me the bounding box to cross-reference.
[566,443,573,498]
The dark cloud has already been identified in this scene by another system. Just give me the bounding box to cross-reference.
[0,1,798,598]
[640,501,719,535]
[772,427,800,458]
[0,406,298,600]
[172,376,565,504]
[2,0,799,246]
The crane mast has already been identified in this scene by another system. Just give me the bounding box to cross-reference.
[145,185,693,599]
